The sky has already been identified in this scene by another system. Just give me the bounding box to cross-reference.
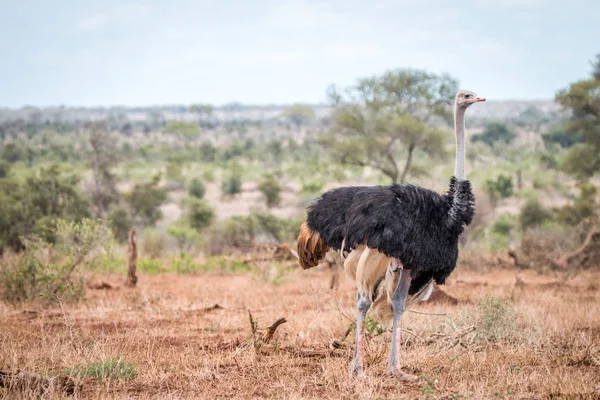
[1,0,599,108]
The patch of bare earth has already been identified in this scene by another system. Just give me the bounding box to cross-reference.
[1,268,599,399]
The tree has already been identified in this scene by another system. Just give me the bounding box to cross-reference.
[126,175,168,226]
[320,68,457,184]
[282,104,315,127]
[186,198,215,231]
[165,121,201,138]
[471,122,515,147]
[258,174,282,207]
[87,121,120,218]
[0,165,91,250]
[555,53,600,180]
[188,178,206,199]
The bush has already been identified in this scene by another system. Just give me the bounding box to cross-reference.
[258,174,282,207]
[167,225,202,253]
[492,215,515,236]
[138,258,163,274]
[141,228,168,259]
[0,160,9,178]
[301,180,323,194]
[485,174,514,203]
[222,165,243,196]
[186,198,215,231]
[187,178,206,199]
[520,198,552,231]
[126,174,168,226]
[0,218,112,304]
[476,295,517,343]
[471,122,515,147]
[205,216,255,255]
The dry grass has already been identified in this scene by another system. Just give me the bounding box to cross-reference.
[1,267,599,399]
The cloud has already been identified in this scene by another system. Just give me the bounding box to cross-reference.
[320,41,388,63]
[264,0,345,30]
[76,14,109,31]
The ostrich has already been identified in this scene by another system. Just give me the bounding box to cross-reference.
[297,90,485,380]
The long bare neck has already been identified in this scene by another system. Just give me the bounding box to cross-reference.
[454,105,466,181]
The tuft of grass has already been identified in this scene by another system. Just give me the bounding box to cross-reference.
[64,358,137,381]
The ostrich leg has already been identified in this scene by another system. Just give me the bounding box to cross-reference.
[387,268,419,381]
[349,292,372,378]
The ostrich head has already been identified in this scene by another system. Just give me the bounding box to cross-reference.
[456,90,486,109]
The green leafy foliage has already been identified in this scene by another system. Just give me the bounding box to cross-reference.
[186,198,215,231]
[485,174,514,203]
[471,122,515,147]
[555,53,600,180]
[553,182,597,226]
[168,225,201,253]
[282,104,315,126]
[126,174,168,226]
[222,164,243,196]
[520,198,552,231]
[165,120,201,137]
[258,174,282,207]
[187,177,206,199]
[322,68,456,183]
[0,218,112,303]
[0,164,91,251]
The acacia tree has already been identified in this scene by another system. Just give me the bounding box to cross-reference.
[321,68,457,184]
[556,53,600,180]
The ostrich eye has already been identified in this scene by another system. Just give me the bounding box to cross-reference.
[465,94,471,98]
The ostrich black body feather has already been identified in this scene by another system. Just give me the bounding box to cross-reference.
[305,177,475,294]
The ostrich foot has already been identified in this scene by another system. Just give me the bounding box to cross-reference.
[349,365,367,380]
[387,369,419,382]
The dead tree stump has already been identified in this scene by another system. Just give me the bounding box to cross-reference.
[127,229,138,287]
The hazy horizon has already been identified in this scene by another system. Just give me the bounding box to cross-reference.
[2,0,599,108]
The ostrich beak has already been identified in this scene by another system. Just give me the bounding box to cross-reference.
[474,97,486,102]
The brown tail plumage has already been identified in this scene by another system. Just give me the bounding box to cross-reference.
[297,222,330,270]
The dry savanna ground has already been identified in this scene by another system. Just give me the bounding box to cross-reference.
[1,263,599,399]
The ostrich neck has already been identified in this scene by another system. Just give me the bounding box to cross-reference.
[454,106,466,181]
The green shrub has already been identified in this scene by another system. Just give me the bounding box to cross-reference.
[187,178,206,199]
[201,169,216,183]
[485,174,514,203]
[258,174,282,207]
[520,198,552,231]
[126,174,168,226]
[167,225,201,253]
[138,259,163,274]
[491,215,515,236]
[0,218,112,304]
[222,165,243,196]
[141,228,168,259]
[186,198,215,231]
[205,216,255,255]
[170,254,202,274]
[301,180,323,194]
[202,256,250,273]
